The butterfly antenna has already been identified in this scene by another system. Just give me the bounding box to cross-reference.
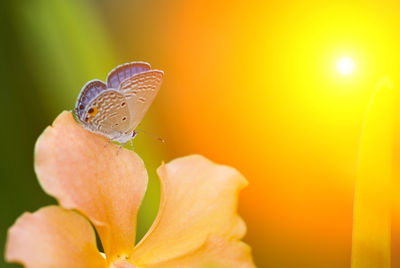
[135,129,165,143]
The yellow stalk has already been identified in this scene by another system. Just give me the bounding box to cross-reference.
[351,78,394,268]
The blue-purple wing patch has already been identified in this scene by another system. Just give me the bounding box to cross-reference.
[106,62,151,89]
[75,79,107,120]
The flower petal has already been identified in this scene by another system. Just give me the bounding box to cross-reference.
[34,111,148,261]
[148,235,255,268]
[5,206,106,268]
[133,155,248,265]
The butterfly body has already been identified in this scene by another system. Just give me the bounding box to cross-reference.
[75,62,163,144]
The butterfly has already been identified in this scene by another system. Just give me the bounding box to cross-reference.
[74,61,164,146]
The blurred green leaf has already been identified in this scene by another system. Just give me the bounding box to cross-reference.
[0,1,163,267]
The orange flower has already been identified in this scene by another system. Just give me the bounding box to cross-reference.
[5,111,255,268]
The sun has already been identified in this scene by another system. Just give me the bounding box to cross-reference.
[337,57,355,75]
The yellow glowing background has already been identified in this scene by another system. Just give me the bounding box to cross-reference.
[337,57,355,75]
[1,0,400,267]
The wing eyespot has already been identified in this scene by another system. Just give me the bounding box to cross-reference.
[87,107,98,117]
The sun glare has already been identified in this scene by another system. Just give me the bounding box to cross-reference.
[337,57,355,75]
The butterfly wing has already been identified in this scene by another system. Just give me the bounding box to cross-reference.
[81,89,132,139]
[119,70,164,130]
[106,61,151,89]
[75,79,107,120]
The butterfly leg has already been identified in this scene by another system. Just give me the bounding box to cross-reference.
[129,139,134,151]
[105,132,124,148]
[117,141,129,155]
[104,138,113,148]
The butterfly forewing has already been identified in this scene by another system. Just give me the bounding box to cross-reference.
[119,70,164,129]
[107,62,151,89]
[75,79,107,119]
[81,89,132,137]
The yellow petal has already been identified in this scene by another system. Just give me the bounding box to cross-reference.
[148,235,255,268]
[5,206,106,268]
[34,111,148,261]
[133,155,249,265]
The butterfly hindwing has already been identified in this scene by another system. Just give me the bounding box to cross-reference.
[75,79,107,120]
[106,61,151,89]
[81,89,132,138]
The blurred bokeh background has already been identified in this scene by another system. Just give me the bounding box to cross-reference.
[2,0,400,267]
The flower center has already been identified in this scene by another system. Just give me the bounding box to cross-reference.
[110,259,141,268]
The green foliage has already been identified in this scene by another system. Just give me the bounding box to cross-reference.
[0,1,163,267]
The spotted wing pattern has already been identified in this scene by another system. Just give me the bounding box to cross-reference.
[107,62,151,89]
[119,70,164,130]
[75,79,107,119]
[81,89,132,138]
